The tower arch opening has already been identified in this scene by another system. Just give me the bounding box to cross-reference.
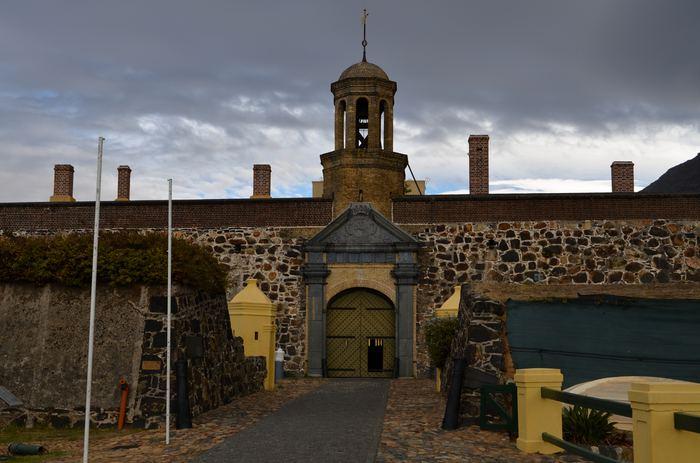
[379,99,386,150]
[356,97,369,149]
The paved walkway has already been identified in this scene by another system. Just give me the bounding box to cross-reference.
[377,379,585,463]
[194,379,389,463]
[5,378,593,462]
[38,379,324,462]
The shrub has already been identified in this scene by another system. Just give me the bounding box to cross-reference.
[563,405,617,446]
[424,316,459,369]
[0,232,227,293]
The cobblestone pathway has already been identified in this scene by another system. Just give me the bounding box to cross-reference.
[10,378,592,462]
[376,379,586,463]
[195,379,389,462]
[40,379,323,462]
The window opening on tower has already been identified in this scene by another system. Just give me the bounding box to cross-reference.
[379,100,386,150]
[356,97,369,148]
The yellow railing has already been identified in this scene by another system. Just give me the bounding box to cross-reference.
[515,368,700,463]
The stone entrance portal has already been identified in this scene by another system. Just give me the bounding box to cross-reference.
[326,288,395,378]
[302,202,421,378]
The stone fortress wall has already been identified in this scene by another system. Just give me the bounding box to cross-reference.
[3,194,700,377]
[0,284,265,429]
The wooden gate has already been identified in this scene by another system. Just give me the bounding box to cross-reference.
[326,289,395,378]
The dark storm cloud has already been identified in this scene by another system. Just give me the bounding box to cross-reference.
[0,0,698,201]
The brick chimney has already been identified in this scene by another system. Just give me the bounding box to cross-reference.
[251,164,271,198]
[468,135,489,195]
[611,161,634,193]
[50,164,76,202]
[116,165,131,201]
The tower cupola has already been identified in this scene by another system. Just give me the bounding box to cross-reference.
[320,11,408,218]
[332,60,395,152]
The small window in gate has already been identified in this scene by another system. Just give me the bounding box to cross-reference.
[368,338,383,372]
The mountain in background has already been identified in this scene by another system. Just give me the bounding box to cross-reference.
[641,153,700,193]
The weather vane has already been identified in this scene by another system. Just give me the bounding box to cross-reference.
[362,8,369,62]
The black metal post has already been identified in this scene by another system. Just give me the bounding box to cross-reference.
[175,358,192,429]
[442,358,466,430]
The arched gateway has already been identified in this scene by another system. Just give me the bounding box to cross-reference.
[302,203,421,378]
[326,288,395,378]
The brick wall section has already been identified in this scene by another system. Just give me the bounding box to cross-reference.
[611,161,635,193]
[468,135,489,195]
[252,164,271,198]
[116,165,131,200]
[50,164,74,201]
[0,198,333,231]
[392,193,700,223]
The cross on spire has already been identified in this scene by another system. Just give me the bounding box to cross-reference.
[362,9,368,62]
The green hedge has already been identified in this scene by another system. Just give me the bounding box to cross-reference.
[0,233,227,293]
[424,316,460,369]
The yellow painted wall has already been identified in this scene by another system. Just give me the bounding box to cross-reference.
[228,279,276,390]
[325,263,396,305]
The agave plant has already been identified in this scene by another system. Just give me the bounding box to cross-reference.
[563,405,617,446]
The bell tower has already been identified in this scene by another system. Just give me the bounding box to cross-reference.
[321,12,408,218]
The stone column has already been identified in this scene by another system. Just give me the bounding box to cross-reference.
[302,247,329,377]
[334,100,345,150]
[392,247,419,377]
[384,102,393,152]
[346,98,357,149]
[368,97,381,150]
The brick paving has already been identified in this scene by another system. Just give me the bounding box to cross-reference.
[36,378,323,463]
[376,379,586,463]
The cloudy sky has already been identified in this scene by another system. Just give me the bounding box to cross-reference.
[1,0,698,202]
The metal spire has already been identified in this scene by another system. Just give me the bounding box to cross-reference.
[362,9,368,62]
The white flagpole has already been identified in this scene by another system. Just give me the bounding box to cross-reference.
[166,178,173,444]
[82,136,105,463]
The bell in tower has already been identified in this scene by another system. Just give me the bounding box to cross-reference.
[320,12,408,218]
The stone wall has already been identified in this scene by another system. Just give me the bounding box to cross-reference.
[4,208,700,382]
[412,219,700,375]
[441,285,508,423]
[0,283,147,428]
[135,292,265,428]
[179,226,321,374]
[0,283,265,429]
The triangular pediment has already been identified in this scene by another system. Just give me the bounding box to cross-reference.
[307,203,420,247]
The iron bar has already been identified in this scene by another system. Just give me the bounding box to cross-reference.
[674,412,700,434]
[541,387,632,418]
[541,433,622,463]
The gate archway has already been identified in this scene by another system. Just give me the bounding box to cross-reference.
[326,288,395,378]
